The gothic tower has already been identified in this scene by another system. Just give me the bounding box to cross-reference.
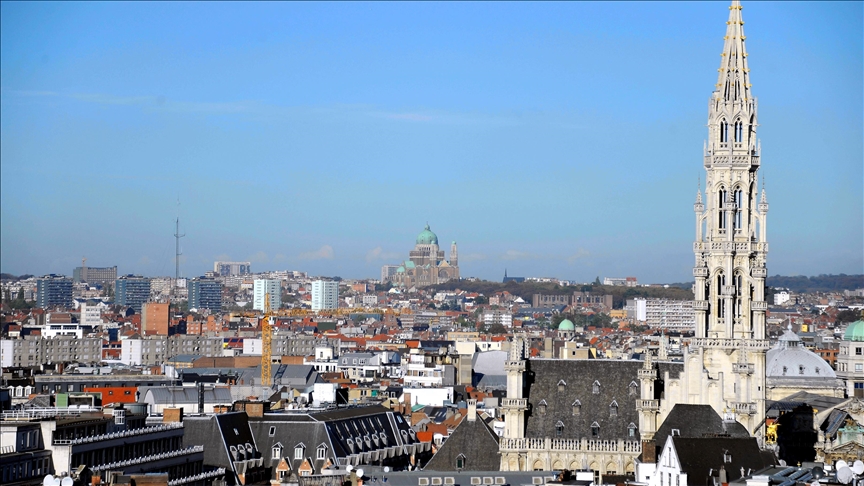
[687,0,769,435]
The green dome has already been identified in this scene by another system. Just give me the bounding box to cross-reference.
[558,319,575,331]
[416,224,439,245]
[844,320,864,341]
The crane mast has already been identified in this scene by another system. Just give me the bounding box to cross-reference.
[261,294,273,387]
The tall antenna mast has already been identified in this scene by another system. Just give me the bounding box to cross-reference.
[174,216,185,290]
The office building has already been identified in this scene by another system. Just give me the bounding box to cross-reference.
[253,278,281,311]
[213,261,251,276]
[311,280,338,311]
[626,298,695,331]
[72,265,117,285]
[189,277,222,312]
[36,275,73,309]
[115,275,151,313]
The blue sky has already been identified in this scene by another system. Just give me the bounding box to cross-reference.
[1,1,861,283]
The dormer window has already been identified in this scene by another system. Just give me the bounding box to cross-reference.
[555,421,564,437]
[317,444,328,460]
[558,380,566,392]
[572,400,581,416]
[629,381,638,396]
[610,401,619,417]
[593,381,600,395]
[538,400,547,415]
[799,365,805,375]
[272,443,283,460]
[456,453,466,470]
[294,443,305,460]
[591,422,600,437]
[628,423,637,438]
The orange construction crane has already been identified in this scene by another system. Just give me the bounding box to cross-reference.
[261,295,273,387]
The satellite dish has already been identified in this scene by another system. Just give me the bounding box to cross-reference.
[837,467,855,485]
[346,465,353,472]
[853,461,864,475]
[357,469,365,478]
[43,475,55,486]
[838,461,849,470]
[61,478,74,486]
[812,467,826,480]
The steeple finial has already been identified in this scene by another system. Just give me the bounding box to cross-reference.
[715,0,752,103]
[696,176,703,204]
[760,175,767,203]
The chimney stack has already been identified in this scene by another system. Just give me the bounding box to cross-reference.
[467,399,477,422]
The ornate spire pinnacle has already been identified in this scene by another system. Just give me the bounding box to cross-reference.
[696,177,703,204]
[715,0,752,103]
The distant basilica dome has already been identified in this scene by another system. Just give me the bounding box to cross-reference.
[416,224,438,245]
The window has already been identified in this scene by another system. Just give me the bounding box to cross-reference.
[272,444,282,460]
[555,421,564,437]
[557,380,566,392]
[317,444,327,460]
[629,381,638,396]
[610,401,618,417]
[295,444,305,460]
[628,423,637,438]
[592,381,600,395]
[856,364,862,372]
[857,347,862,356]
[456,454,466,470]
[591,422,599,437]
[269,426,276,437]
[799,365,805,375]
[537,400,547,415]
[572,400,581,416]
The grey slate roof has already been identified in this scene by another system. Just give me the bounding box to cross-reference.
[248,405,429,474]
[423,417,500,471]
[523,359,683,441]
[670,437,769,484]
[653,404,750,451]
[142,386,233,405]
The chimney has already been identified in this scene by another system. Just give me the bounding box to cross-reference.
[641,440,656,463]
[467,399,477,422]
[198,382,205,413]
[163,407,183,423]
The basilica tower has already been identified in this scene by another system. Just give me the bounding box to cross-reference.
[686,0,769,435]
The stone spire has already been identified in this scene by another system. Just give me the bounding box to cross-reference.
[715,0,752,103]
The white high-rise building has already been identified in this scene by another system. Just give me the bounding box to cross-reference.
[253,279,281,311]
[311,280,338,311]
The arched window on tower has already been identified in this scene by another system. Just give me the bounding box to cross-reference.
[734,188,743,231]
[735,120,743,143]
[718,188,728,231]
[717,273,726,319]
[720,120,729,144]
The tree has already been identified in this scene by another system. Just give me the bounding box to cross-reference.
[16,287,24,300]
[837,309,861,324]
[594,276,601,286]
[474,296,488,305]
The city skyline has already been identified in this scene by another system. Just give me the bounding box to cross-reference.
[1,1,861,282]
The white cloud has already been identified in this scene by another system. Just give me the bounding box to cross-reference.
[299,245,334,261]
[365,247,401,263]
[501,250,539,261]
[566,248,591,264]
[459,253,487,263]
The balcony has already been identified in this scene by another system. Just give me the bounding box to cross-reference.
[636,399,659,411]
[751,267,767,278]
[693,300,709,311]
[691,338,770,350]
[501,398,528,409]
[733,363,754,375]
[732,402,756,415]
[751,301,767,312]
[693,267,709,278]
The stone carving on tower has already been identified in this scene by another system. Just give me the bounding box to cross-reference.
[686,0,769,437]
